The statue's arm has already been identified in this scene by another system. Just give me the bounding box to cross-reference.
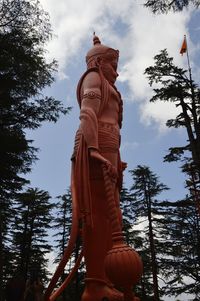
[80,71,109,164]
[80,71,101,149]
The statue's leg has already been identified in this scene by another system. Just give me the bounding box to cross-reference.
[81,158,125,301]
[82,176,111,281]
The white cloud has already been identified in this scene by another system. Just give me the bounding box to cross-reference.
[120,141,139,152]
[40,0,103,69]
[46,250,57,275]
[40,0,136,75]
[40,0,196,130]
[140,100,180,132]
[118,5,192,131]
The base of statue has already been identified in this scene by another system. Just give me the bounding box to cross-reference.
[81,278,140,301]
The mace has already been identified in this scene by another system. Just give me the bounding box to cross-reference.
[102,163,143,301]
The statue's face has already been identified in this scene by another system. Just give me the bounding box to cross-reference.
[100,57,118,85]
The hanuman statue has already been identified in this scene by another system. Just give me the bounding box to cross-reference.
[72,35,142,301]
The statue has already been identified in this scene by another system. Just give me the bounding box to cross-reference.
[44,35,142,301]
[72,34,142,301]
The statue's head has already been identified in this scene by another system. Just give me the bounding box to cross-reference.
[86,34,119,84]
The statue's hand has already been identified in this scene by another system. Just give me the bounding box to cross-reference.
[89,148,110,165]
[89,148,117,178]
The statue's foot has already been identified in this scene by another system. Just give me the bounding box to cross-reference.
[81,278,123,301]
[82,278,139,301]
[107,282,140,301]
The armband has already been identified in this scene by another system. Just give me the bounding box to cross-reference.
[83,91,101,100]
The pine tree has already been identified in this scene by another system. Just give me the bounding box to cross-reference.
[0,1,70,296]
[0,200,16,301]
[161,198,200,299]
[145,49,200,176]
[120,185,153,300]
[53,191,84,301]
[144,42,200,301]
[54,191,72,265]
[11,188,54,283]
[129,165,169,301]
[0,0,69,198]
[120,186,136,246]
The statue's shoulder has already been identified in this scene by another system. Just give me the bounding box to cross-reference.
[80,67,100,82]
[77,67,101,105]
[82,69,101,89]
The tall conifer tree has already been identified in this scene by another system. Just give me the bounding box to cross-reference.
[0,1,70,296]
[129,165,168,301]
[145,49,200,176]
[11,188,54,283]
[53,191,84,301]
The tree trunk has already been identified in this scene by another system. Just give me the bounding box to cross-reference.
[147,209,160,301]
[145,188,160,301]
[0,216,3,301]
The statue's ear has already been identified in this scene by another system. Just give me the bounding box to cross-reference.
[95,56,102,66]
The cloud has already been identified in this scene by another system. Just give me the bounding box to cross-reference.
[140,100,180,131]
[118,5,192,131]
[46,250,57,275]
[40,0,195,130]
[40,0,103,70]
[120,141,139,152]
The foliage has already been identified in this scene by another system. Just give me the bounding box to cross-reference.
[145,49,200,173]
[144,46,200,300]
[0,2,71,298]
[11,188,54,283]
[144,0,200,14]
[54,191,73,264]
[53,191,84,301]
[159,198,200,300]
[120,186,137,245]
[129,165,169,300]
[0,0,70,198]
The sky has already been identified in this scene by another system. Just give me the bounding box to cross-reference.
[27,0,200,202]
[26,1,200,299]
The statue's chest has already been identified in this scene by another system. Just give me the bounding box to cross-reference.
[106,85,120,112]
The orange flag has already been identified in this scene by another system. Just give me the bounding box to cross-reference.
[180,36,187,55]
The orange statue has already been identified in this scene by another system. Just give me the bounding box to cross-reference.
[72,34,142,301]
[44,35,142,301]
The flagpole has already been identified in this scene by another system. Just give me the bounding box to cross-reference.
[184,35,195,97]
[185,35,193,83]
[182,35,200,180]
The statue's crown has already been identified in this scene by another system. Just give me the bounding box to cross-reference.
[86,34,119,66]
